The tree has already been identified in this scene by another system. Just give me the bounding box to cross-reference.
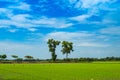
[61,41,74,59]
[11,55,18,60]
[0,55,2,59]
[47,39,60,61]
[11,55,18,63]
[1,54,7,60]
[0,55,2,61]
[24,55,33,60]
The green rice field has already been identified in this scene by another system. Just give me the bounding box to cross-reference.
[0,62,120,80]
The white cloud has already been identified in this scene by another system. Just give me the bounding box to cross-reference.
[81,0,110,8]
[77,42,109,47]
[11,14,30,22]
[68,0,78,3]
[0,2,31,27]
[74,1,82,8]
[68,0,117,23]
[70,14,91,22]
[100,27,120,35]
[28,28,37,32]
[0,8,13,18]
[0,0,20,2]
[0,8,9,13]
[45,31,94,41]
[0,2,31,13]
[0,15,73,29]
[68,0,116,9]
[9,2,31,11]
[32,17,56,25]
[32,17,73,28]
[68,0,82,8]
[57,23,73,28]
[0,19,36,28]
[0,6,73,29]
[0,41,50,59]
[82,0,116,9]
[8,29,18,33]
[44,31,109,47]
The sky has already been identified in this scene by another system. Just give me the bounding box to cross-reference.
[0,0,120,59]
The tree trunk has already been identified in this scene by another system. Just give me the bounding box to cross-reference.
[66,54,68,59]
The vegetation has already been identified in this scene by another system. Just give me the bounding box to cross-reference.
[0,39,120,80]
[47,39,60,61]
[0,63,120,80]
[11,55,18,59]
[0,39,119,63]
[61,41,74,59]
[0,54,7,60]
[0,55,120,63]
[24,55,33,60]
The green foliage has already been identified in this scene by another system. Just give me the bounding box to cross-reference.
[0,54,7,60]
[47,39,60,61]
[11,55,18,59]
[61,41,74,59]
[24,55,33,60]
[0,55,2,59]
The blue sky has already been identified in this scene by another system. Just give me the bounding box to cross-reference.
[0,0,120,59]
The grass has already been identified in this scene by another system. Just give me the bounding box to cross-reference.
[0,62,120,80]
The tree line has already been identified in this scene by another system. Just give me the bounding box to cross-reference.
[0,54,34,62]
[0,39,120,63]
[1,54,120,63]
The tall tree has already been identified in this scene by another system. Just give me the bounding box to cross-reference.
[47,39,60,61]
[61,41,74,59]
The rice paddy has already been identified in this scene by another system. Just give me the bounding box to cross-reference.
[0,62,120,80]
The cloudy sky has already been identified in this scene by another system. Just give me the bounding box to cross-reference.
[0,0,120,59]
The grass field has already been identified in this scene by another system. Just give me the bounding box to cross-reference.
[0,62,120,80]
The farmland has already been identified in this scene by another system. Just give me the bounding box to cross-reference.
[0,62,120,80]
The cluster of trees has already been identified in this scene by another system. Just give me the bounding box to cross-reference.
[47,39,74,61]
[0,54,34,62]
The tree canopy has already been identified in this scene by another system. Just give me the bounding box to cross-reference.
[47,39,60,61]
[61,41,74,59]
